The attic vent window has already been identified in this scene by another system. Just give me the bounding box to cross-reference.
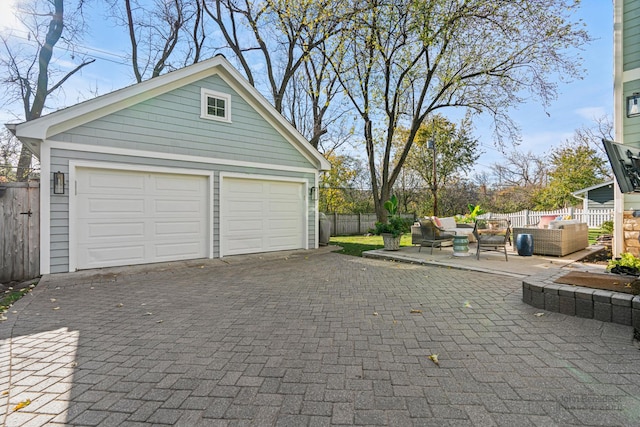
[201,88,231,123]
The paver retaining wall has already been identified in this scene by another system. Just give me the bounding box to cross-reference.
[522,269,640,330]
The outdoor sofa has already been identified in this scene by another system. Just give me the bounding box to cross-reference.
[512,221,589,257]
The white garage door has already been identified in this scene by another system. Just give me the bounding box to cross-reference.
[75,167,209,269]
[222,177,305,256]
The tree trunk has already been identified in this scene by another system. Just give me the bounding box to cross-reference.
[17,0,64,181]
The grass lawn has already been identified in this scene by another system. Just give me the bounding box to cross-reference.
[330,234,413,257]
[588,228,607,245]
[330,227,608,258]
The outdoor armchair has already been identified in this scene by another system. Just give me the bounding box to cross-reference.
[473,218,511,261]
[418,218,455,254]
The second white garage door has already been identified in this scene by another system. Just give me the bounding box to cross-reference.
[74,167,209,270]
[221,177,305,256]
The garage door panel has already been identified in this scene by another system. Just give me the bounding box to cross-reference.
[225,237,264,252]
[83,244,146,267]
[82,198,146,216]
[222,177,304,256]
[83,171,145,194]
[153,175,205,192]
[154,221,203,236]
[227,218,263,233]
[84,222,146,239]
[154,242,203,258]
[76,167,209,270]
[154,199,204,215]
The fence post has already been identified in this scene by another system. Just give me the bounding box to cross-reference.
[333,212,337,236]
[358,213,362,234]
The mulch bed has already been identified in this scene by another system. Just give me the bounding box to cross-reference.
[554,271,638,295]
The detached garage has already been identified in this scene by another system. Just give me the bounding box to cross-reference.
[7,56,330,274]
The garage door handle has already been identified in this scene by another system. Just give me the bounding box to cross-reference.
[20,210,33,217]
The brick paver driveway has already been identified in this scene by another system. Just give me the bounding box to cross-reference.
[1,250,639,426]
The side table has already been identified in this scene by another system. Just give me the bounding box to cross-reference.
[452,235,470,257]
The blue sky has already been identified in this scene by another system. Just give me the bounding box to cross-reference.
[1,0,614,176]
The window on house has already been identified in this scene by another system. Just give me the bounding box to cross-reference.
[201,88,231,122]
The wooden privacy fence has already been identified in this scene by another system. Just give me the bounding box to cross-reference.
[324,213,415,236]
[0,181,40,282]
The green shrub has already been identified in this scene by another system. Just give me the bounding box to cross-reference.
[600,220,613,234]
[607,252,640,273]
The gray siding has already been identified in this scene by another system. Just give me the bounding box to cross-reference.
[624,0,640,71]
[49,148,316,273]
[624,80,640,145]
[49,75,312,169]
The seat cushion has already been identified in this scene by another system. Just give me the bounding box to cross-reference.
[479,235,506,244]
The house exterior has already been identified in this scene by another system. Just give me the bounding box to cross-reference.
[7,55,331,274]
[571,180,614,211]
[614,0,640,256]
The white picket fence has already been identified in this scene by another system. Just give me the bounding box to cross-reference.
[481,208,613,229]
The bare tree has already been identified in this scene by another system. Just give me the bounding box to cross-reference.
[106,0,208,82]
[204,0,357,148]
[1,0,95,181]
[491,150,548,188]
[326,0,590,221]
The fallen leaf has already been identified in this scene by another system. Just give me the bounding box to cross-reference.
[50,298,56,303]
[13,399,31,411]
[534,312,545,317]
[1,390,8,395]
[156,320,163,323]
[116,303,123,307]
[70,362,77,367]
[373,312,379,316]
[52,307,60,311]
[463,302,473,308]
[0,315,7,321]
[144,312,153,316]
[428,354,440,366]
[410,309,422,314]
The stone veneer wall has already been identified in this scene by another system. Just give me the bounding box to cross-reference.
[623,210,640,256]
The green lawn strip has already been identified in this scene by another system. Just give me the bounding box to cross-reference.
[330,234,413,257]
[588,228,606,245]
[0,288,31,314]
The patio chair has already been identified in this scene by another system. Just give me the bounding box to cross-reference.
[473,218,511,261]
[418,218,455,254]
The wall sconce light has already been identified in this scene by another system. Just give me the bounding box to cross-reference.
[627,93,640,118]
[309,186,317,201]
[53,171,65,194]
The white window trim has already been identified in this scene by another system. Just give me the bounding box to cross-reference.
[200,88,232,123]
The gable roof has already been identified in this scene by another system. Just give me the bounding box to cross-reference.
[571,180,614,197]
[6,55,330,171]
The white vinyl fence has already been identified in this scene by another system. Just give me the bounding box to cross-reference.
[481,208,613,229]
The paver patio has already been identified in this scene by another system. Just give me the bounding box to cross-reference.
[1,249,639,426]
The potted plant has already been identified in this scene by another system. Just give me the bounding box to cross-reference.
[374,195,410,250]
